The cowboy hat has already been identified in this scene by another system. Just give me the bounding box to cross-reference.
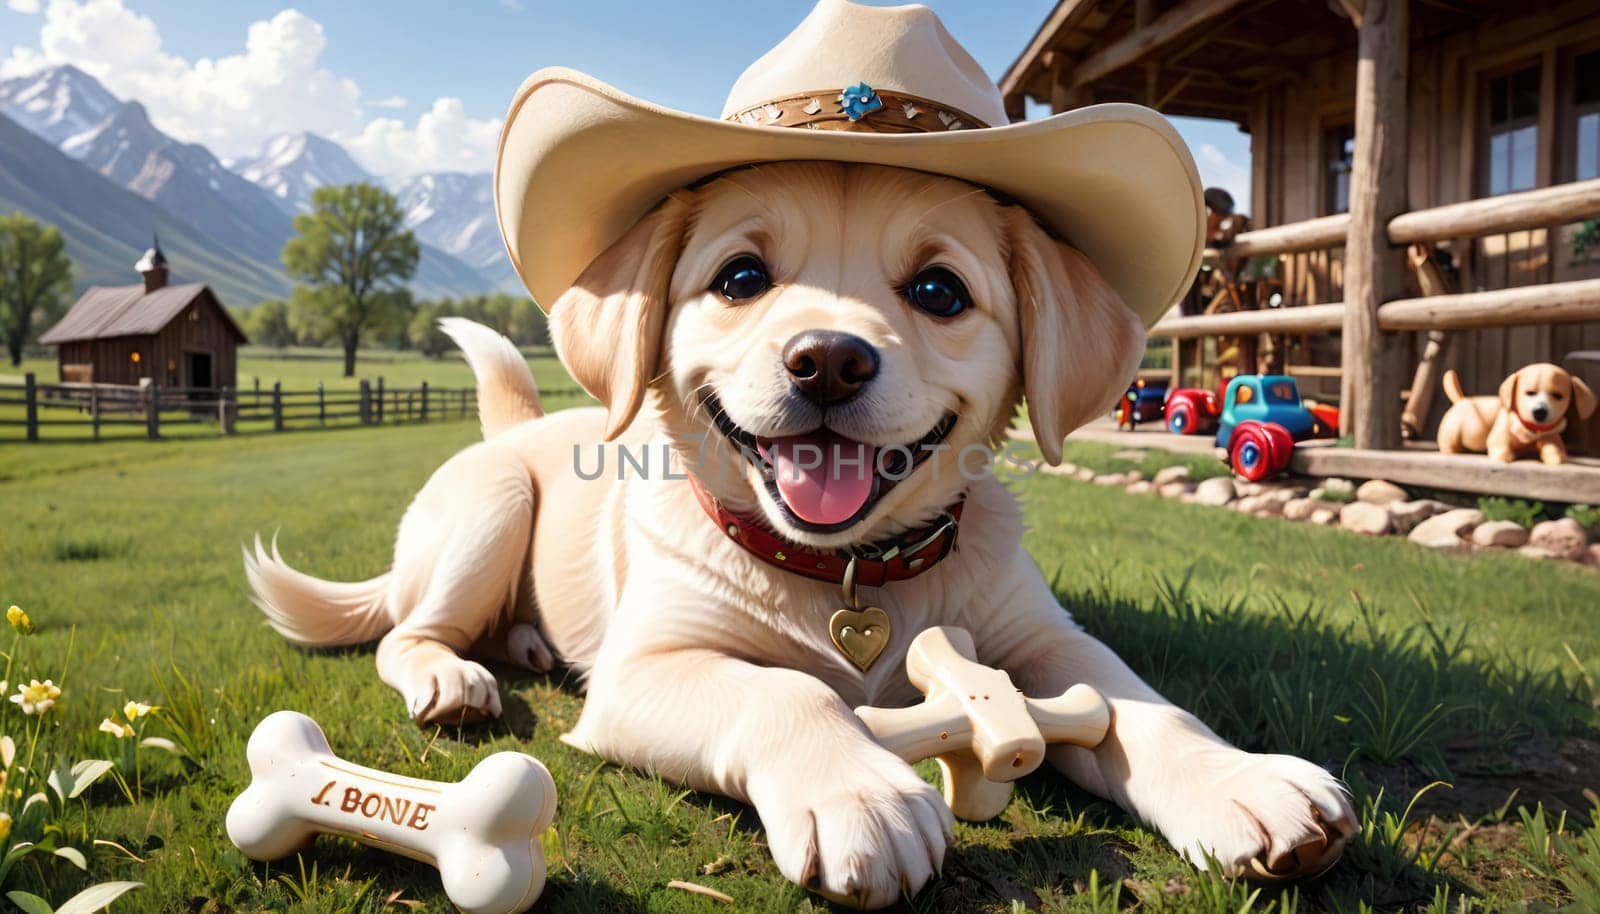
[495,0,1204,327]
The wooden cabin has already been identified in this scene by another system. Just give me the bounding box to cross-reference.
[1001,0,1600,457]
[38,244,247,390]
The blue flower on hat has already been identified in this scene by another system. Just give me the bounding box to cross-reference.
[838,82,883,121]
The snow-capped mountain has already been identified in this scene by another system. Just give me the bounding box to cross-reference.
[394,171,512,282]
[72,101,295,265]
[0,64,506,302]
[0,63,122,149]
[233,131,375,216]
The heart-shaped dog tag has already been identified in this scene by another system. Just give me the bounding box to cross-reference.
[829,606,890,672]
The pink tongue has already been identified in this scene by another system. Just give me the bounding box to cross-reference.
[761,433,877,525]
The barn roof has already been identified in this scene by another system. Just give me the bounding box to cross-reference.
[38,282,247,345]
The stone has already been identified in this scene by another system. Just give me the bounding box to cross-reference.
[1193,477,1236,507]
[1126,470,1144,483]
[1233,481,1264,498]
[1322,477,1356,498]
[1587,544,1600,566]
[1093,473,1127,487]
[1310,508,1338,525]
[1233,494,1263,514]
[1282,498,1317,521]
[1356,479,1408,505]
[1529,518,1589,561]
[1159,481,1195,499]
[1339,502,1393,536]
[1388,499,1451,534]
[1124,480,1154,495]
[1406,508,1483,550]
[1074,467,1097,482]
[1471,520,1529,548]
[1037,462,1072,477]
[1263,487,1298,506]
[1519,545,1558,561]
[1153,466,1191,487]
[1111,449,1147,462]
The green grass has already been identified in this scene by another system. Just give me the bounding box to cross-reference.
[0,423,1596,912]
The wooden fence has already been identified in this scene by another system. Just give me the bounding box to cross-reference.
[0,374,585,442]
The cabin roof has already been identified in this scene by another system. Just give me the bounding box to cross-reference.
[1000,0,1513,125]
[38,282,247,345]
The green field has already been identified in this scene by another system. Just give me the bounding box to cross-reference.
[0,412,1597,912]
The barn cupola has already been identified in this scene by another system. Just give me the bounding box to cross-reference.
[135,237,168,293]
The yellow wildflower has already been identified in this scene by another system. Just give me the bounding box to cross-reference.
[5,606,31,636]
[10,679,60,715]
[122,700,157,721]
[99,717,134,739]
[0,811,10,843]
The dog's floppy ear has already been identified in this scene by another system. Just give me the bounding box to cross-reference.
[1498,370,1521,413]
[549,196,691,439]
[1006,209,1145,465]
[1572,374,1597,420]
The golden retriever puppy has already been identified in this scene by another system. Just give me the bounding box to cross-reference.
[247,163,1356,907]
[1437,363,1596,464]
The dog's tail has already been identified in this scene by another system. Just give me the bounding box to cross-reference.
[440,317,543,440]
[1442,369,1465,404]
[243,535,394,647]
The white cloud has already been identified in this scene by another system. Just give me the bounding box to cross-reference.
[1,0,499,177]
[6,0,42,14]
[1196,143,1252,216]
[347,97,501,177]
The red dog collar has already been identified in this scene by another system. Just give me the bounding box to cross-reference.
[688,475,963,587]
[1515,409,1562,434]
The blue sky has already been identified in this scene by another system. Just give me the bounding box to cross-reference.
[0,0,1251,207]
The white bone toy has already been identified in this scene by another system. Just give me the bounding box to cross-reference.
[855,626,1110,821]
[226,711,557,914]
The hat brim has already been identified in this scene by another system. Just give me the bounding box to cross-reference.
[496,67,1204,327]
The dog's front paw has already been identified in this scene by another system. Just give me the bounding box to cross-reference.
[1161,751,1357,880]
[401,656,503,725]
[757,759,953,909]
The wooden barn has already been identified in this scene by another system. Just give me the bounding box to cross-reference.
[1001,0,1600,466]
[39,243,247,390]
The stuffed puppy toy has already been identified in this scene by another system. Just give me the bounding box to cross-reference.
[1437,363,1597,464]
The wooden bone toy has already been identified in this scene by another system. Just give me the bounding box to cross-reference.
[855,626,1110,821]
[226,711,557,914]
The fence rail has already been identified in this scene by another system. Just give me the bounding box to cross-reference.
[0,373,588,442]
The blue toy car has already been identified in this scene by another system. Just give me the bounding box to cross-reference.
[1214,375,1338,480]
[1115,378,1168,430]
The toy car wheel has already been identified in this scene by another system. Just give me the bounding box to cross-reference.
[1167,401,1196,435]
[1229,421,1292,482]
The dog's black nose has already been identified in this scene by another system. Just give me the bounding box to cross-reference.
[1532,404,1550,421]
[782,330,879,406]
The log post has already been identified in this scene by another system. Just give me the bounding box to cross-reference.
[146,383,160,439]
[23,372,38,442]
[359,380,372,426]
[376,377,385,424]
[420,381,430,423]
[1341,0,1409,450]
[221,386,235,435]
[272,381,284,432]
[317,381,326,426]
[90,384,100,440]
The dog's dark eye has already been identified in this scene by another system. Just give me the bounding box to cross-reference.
[712,254,770,302]
[906,267,971,318]
[1552,392,1566,400]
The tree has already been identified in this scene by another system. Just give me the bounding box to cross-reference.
[243,299,296,348]
[0,214,73,367]
[282,184,419,376]
[408,299,455,357]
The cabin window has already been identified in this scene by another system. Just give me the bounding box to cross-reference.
[1484,65,1540,195]
[1323,123,1355,214]
[1575,49,1600,181]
